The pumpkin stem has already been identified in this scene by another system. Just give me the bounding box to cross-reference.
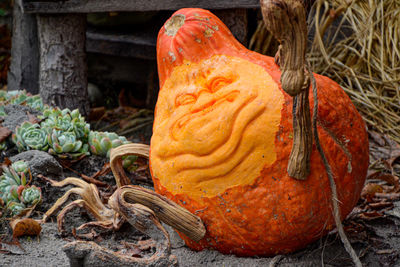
[260,0,312,180]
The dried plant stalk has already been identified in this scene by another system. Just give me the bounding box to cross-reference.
[109,185,206,242]
[309,0,400,144]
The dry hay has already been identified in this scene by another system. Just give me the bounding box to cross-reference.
[250,0,400,144]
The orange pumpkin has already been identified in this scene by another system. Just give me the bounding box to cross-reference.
[150,8,368,256]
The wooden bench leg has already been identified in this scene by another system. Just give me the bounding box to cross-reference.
[37,14,89,117]
[8,0,39,94]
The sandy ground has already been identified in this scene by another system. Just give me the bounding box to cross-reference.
[1,209,400,267]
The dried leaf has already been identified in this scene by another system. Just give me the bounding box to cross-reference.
[361,183,383,201]
[10,218,42,238]
[59,161,108,187]
[27,112,39,124]
[90,162,111,180]
[0,126,11,143]
[357,211,384,220]
[368,201,393,210]
[88,106,106,121]
[367,172,400,192]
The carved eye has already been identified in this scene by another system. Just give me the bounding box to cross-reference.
[208,77,233,92]
[175,93,197,107]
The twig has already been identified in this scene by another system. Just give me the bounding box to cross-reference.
[269,254,284,267]
[308,63,362,267]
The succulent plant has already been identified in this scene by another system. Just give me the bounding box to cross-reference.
[0,105,6,117]
[0,140,7,151]
[20,185,42,206]
[6,201,26,217]
[89,131,130,157]
[11,160,30,177]
[0,90,8,102]
[0,164,28,202]
[40,107,90,142]
[9,90,29,105]
[48,129,90,158]
[0,161,41,217]
[12,121,49,152]
[25,95,45,111]
[122,155,139,173]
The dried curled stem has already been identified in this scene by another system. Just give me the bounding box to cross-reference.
[63,239,178,267]
[110,144,206,242]
[111,143,150,187]
[261,0,312,180]
[109,185,206,242]
[39,176,122,235]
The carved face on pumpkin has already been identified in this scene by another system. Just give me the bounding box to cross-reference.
[151,55,284,200]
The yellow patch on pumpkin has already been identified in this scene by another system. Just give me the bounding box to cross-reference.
[151,55,284,200]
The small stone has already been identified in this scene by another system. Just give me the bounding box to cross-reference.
[11,150,63,177]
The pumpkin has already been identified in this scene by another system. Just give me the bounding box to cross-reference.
[150,8,369,256]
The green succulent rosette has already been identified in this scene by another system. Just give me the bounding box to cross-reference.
[48,129,89,158]
[89,131,130,157]
[0,164,28,203]
[25,95,45,111]
[12,121,49,152]
[20,185,42,206]
[0,161,41,217]
[7,201,26,217]
[5,90,45,111]
[40,107,90,142]
[11,160,30,177]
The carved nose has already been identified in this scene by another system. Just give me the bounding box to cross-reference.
[191,91,215,113]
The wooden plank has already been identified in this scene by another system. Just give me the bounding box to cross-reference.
[22,0,259,13]
[86,28,157,60]
[8,0,39,94]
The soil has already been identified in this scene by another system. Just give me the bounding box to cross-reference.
[1,106,400,267]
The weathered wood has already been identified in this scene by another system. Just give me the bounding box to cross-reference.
[86,28,156,60]
[37,14,90,117]
[22,0,259,13]
[8,0,39,94]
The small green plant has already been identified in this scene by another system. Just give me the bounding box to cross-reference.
[40,107,90,142]
[12,122,49,152]
[89,131,130,157]
[48,129,89,159]
[6,94,139,172]
[0,90,46,112]
[0,160,42,217]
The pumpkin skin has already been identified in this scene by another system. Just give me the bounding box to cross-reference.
[150,8,369,256]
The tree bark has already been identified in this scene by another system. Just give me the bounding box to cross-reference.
[37,14,89,117]
[8,0,39,94]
